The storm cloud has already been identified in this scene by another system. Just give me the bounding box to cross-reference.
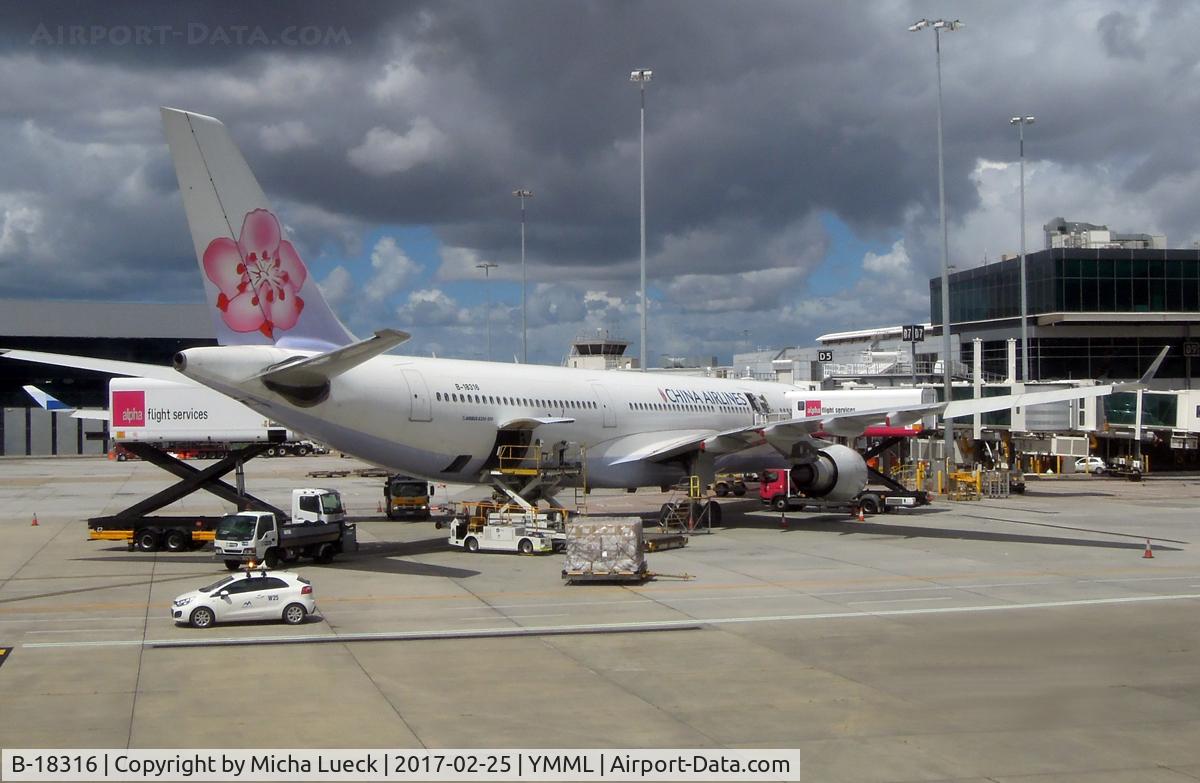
[1,1,1196,363]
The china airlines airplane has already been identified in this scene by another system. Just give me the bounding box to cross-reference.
[1,108,1166,508]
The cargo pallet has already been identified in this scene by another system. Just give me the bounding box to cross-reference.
[562,565,650,584]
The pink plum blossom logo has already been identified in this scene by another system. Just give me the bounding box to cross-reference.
[202,209,306,339]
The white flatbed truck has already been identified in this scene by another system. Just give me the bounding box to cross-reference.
[213,489,356,569]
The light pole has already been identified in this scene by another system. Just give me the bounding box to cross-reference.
[476,261,498,361]
[910,18,963,468]
[630,67,652,371]
[1011,115,1035,382]
[512,189,533,363]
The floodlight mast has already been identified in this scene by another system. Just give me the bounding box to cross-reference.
[476,261,498,361]
[1010,115,1035,381]
[512,189,533,363]
[910,18,963,468]
[630,67,652,371]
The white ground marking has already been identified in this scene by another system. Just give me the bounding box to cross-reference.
[21,591,1200,650]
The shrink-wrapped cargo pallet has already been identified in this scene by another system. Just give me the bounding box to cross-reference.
[562,516,647,582]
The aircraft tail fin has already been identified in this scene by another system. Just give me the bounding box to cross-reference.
[23,385,70,411]
[161,107,355,351]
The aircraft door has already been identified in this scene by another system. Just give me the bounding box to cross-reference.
[590,383,617,428]
[401,369,433,422]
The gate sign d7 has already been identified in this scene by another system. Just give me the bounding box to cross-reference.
[902,324,925,343]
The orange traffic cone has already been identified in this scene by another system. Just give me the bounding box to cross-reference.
[780,511,788,530]
[1143,539,1154,559]
[856,507,865,522]
[31,514,39,527]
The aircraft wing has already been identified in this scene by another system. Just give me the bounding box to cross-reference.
[1,349,191,383]
[613,344,1168,466]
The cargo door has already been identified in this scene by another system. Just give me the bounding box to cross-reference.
[590,383,617,428]
[401,369,433,422]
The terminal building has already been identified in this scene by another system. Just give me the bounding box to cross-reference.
[734,218,1200,469]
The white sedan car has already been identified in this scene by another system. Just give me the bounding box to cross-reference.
[1075,456,1107,475]
[171,570,317,628]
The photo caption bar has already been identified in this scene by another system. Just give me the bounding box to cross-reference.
[2,749,800,782]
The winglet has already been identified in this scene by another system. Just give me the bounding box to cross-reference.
[1111,345,1170,393]
[1139,345,1169,385]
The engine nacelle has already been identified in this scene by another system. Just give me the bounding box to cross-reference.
[788,444,867,502]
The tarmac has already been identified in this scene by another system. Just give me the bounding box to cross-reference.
[1,454,1199,782]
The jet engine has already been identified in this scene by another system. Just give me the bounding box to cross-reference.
[788,444,868,502]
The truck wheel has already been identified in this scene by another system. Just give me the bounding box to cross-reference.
[518,538,534,554]
[265,446,279,457]
[264,549,280,569]
[714,481,730,497]
[224,560,241,571]
[733,482,747,497]
[314,544,335,564]
[136,529,160,552]
[464,537,479,553]
[279,548,299,564]
[771,496,789,512]
[860,495,881,515]
[164,529,189,552]
[386,508,396,520]
[281,603,307,625]
[189,606,215,629]
[294,444,310,457]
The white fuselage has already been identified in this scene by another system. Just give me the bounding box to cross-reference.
[178,346,799,488]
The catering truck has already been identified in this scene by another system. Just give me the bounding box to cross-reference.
[212,488,355,570]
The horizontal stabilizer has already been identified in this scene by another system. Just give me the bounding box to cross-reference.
[3,349,189,383]
[70,409,111,421]
[253,329,409,387]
